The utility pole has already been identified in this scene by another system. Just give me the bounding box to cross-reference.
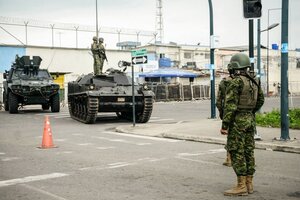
[249,20,254,72]
[208,0,216,119]
[257,19,261,80]
[95,0,99,38]
[280,0,289,140]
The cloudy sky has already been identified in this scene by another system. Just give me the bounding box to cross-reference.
[0,0,299,49]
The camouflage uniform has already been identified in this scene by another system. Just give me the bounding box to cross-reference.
[222,74,264,176]
[216,76,232,120]
[98,38,106,74]
[221,53,265,196]
[91,36,101,75]
[216,76,233,167]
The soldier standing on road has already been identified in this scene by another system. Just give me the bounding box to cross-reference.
[216,64,234,167]
[98,37,106,74]
[91,36,101,75]
[220,53,264,196]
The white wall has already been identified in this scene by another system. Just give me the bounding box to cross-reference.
[26,47,132,79]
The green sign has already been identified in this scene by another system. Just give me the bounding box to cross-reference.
[131,49,147,57]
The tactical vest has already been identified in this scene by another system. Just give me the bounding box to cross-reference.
[237,75,258,110]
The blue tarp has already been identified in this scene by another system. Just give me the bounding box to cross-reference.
[139,68,197,78]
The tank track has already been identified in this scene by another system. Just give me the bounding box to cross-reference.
[68,95,99,124]
[136,96,153,123]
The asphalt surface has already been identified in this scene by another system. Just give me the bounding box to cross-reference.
[0,98,300,200]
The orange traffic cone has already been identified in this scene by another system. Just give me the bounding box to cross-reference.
[39,116,57,149]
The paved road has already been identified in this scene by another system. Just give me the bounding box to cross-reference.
[152,97,300,121]
[0,99,299,200]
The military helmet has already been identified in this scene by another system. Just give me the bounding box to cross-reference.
[229,53,251,69]
[92,36,97,41]
[99,37,104,43]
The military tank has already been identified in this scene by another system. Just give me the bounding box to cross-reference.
[2,55,60,113]
[67,61,154,124]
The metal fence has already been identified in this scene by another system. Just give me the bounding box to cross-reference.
[0,16,156,49]
[1,81,300,110]
[148,83,210,101]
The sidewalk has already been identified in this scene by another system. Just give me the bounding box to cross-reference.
[116,119,300,154]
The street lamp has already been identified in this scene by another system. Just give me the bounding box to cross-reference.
[264,8,281,97]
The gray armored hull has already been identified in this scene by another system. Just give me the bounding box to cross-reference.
[3,55,60,113]
[68,72,154,124]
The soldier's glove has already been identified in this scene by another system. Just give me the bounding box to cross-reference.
[220,129,228,135]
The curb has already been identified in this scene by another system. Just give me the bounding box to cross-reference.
[115,126,300,154]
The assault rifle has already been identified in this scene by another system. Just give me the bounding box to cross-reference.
[99,49,108,62]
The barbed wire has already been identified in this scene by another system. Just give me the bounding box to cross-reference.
[0,16,156,36]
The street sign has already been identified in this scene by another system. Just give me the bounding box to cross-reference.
[132,56,148,65]
[131,49,147,57]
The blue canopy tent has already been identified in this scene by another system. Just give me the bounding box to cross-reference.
[139,68,197,78]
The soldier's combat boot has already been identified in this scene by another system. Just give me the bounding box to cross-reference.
[222,152,232,167]
[224,176,248,196]
[246,175,254,194]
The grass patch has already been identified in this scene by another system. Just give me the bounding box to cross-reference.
[256,108,300,129]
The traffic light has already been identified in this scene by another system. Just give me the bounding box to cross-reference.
[243,0,262,18]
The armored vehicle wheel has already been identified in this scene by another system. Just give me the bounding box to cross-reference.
[3,92,9,111]
[8,92,18,114]
[42,104,50,110]
[51,93,60,112]
[136,97,153,123]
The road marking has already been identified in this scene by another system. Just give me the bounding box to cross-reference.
[136,143,152,146]
[149,158,166,162]
[77,143,94,146]
[0,152,5,155]
[54,116,70,119]
[150,116,160,119]
[92,136,134,144]
[0,173,69,187]
[109,139,128,142]
[21,184,68,200]
[56,139,67,142]
[104,131,181,143]
[96,146,115,150]
[107,163,135,169]
[176,157,220,166]
[1,157,20,162]
[178,148,225,156]
[149,118,174,122]
[108,162,128,166]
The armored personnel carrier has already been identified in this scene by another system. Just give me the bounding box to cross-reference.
[2,55,60,113]
[67,61,154,124]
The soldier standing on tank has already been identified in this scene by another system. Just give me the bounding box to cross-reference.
[220,53,264,196]
[98,37,107,74]
[91,36,101,75]
[216,64,234,167]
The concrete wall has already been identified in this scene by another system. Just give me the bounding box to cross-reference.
[0,45,131,77]
[26,46,131,77]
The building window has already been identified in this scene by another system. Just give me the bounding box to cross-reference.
[205,53,210,59]
[297,58,300,69]
[184,52,192,59]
